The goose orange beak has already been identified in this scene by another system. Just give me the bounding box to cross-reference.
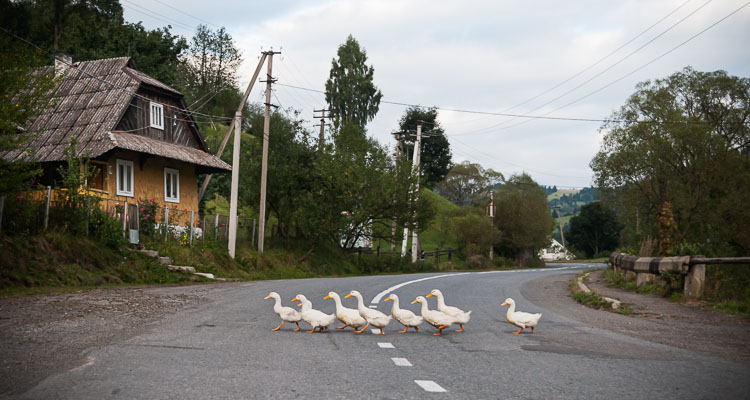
[426,293,434,298]
[291,297,299,302]
[345,293,352,298]
[411,299,418,304]
[501,301,508,306]
[264,295,271,299]
[384,296,392,302]
[324,295,331,300]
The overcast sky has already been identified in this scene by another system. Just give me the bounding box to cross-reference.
[123,0,750,188]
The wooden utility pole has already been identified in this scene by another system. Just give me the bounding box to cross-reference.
[228,111,241,258]
[314,109,330,152]
[198,52,269,202]
[487,190,496,260]
[257,51,280,253]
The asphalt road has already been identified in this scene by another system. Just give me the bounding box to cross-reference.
[20,264,750,399]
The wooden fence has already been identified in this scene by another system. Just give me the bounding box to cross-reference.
[350,246,454,265]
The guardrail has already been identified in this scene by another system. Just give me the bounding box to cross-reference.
[609,252,750,298]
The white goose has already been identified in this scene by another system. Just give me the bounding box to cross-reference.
[291,294,335,333]
[324,291,367,331]
[384,293,423,333]
[264,291,302,331]
[427,289,472,332]
[411,296,456,336]
[345,290,392,334]
[501,297,542,334]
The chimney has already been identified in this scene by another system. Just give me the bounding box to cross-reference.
[54,54,72,78]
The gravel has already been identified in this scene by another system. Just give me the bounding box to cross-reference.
[0,283,238,397]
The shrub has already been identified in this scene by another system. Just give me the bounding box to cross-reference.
[89,207,124,249]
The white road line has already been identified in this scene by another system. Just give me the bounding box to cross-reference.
[415,380,447,393]
[378,342,395,349]
[370,272,471,304]
[368,305,378,308]
[370,328,382,334]
[391,357,412,366]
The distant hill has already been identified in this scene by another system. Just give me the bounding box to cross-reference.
[546,187,599,244]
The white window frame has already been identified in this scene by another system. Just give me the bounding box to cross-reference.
[116,159,134,197]
[150,101,164,130]
[164,167,180,203]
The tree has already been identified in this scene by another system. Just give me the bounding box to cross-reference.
[437,161,503,205]
[0,35,54,194]
[451,209,501,258]
[398,107,452,188]
[493,173,554,266]
[325,35,382,129]
[567,202,621,258]
[0,0,187,86]
[591,67,750,256]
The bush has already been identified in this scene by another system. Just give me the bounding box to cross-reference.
[89,207,124,249]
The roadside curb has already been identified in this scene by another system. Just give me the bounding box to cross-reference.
[133,248,221,280]
[575,271,622,310]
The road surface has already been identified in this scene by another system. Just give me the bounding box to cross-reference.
[14,264,750,399]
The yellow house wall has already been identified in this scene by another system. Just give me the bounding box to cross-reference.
[94,151,199,225]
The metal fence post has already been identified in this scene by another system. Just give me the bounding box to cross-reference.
[201,214,206,243]
[189,211,195,246]
[164,206,170,241]
[214,214,219,240]
[44,186,51,231]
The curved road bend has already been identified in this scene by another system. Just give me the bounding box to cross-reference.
[22,264,750,399]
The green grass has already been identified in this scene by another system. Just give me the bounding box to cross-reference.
[547,189,580,201]
[569,270,632,313]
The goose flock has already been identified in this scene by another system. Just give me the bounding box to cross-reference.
[265,289,542,335]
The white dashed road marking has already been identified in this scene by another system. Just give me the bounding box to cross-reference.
[415,380,447,393]
[370,328,382,334]
[391,357,412,366]
[377,342,395,349]
[368,305,378,308]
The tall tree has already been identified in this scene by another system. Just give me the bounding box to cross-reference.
[437,161,503,205]
[567,202,621,258]
[0,35,54,194]
[325,35,382,129]
[493,173,554,266]
[398,107,452,188]
[591,67,750,256]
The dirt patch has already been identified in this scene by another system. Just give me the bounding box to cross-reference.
[523,271,750,362]
[0,283,238,397]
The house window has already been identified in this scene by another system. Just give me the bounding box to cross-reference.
[164,168,179,203]
[150,101,164,130]
[116,159,134,197]
[88,161,106,191]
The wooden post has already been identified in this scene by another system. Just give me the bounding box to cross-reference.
[122,201,128,238]
[164,206,170,241]
[448,248,452,261]
[377,245,380,258]
[258,51,279,253]
[44,186,51,231]
[189,210,195,246]
[201,214,206,243]
[251,218,256,247]
[214,214,219,240]
[0,195,4,233]
[435,248,440,266]
[358,247,362,261]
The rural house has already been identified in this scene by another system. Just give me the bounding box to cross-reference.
[3,55,231,230]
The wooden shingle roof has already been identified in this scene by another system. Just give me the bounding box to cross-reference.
[4,57,230,173]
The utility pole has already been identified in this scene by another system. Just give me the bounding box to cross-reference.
[227,111,241,258]
[409,124,423,262]
[198,52,268,201]
[314,109,330,152]
[486,190,496,260]
[257,50,280,253]
[390,132,404,251]
[555,206,566,249]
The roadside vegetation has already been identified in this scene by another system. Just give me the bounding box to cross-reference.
[569,270,632,315]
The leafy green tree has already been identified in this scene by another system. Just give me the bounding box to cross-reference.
[398,107,452,188]
[437,161,503,205]
[567,202,621,258]
[450,208,500,257]
[591,67,750,255]
[0,35,54,194]
[325,35,382,129]
[0,0,187,86]
[493,173,554,266]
